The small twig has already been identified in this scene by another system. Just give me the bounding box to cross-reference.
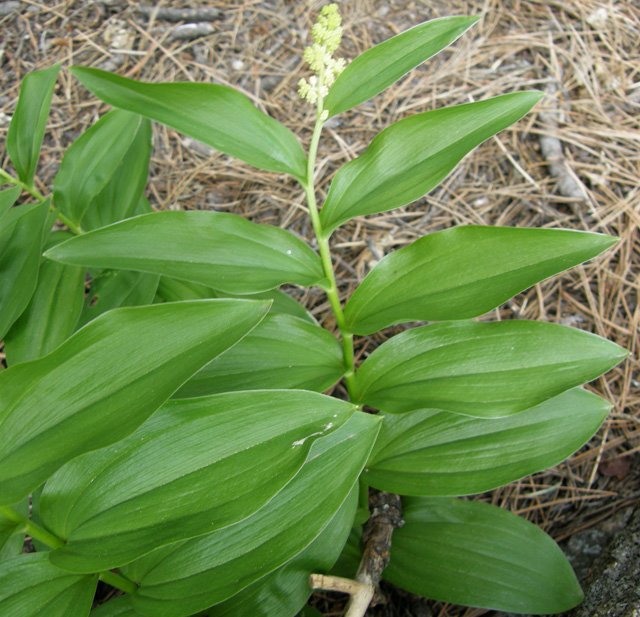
[157,23,216,41]
[309,491,403,617]
[136,6,221,22]
[538,84,585,200]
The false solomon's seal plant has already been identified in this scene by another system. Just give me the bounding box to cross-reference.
[0,5,628,617]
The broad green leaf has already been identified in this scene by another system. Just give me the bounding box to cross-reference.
[77,269,159,329]
[344,226,617,334]
[355,320,627,417]
[6,64,61,186]
[53,109,145,226]
[70,66,307,182]
[42,390,356,573]
[0,186,22,219]
[176,313,345,397]
[0,299,270,505]
[0,498,28,560]
[209,487,359,617]
[366,388,610,496]
[127,412,377,616]
[0,199,50,340]
[319,92,543,235]
[0,553,97,617]
[325,16,480,117]
[45,211,327,294]
[156,277,316,323]
[4,231,85,365]
[384,497,583,613]
[80,117,151,231]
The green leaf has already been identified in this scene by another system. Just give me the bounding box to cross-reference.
[80,117,152,231]
[0,299,270,505]
[344,226,617,334]
[0,553,97,617]
[0,199,50,341]
[90,596,141,617]
[0,186,22,220]
[77,270,160,329]
[366,388,610,496]
[325,16,480,117]
[127,412,377,616]
[208,487,360,617]
[384,497,583,613]
[6,64,61,186]
[91,596,142,617]
[45,211,326,294]
[176,313,345,397]
[53,109,145,226]
[319,92,543,235]
[156,277,316,323]
[41,390,356,573]
[0,498,28,561]
[4,231,85,365]
[328,526,363,579]
[250,289,316,324]
[355,320,627,416]
[70,66,307,182]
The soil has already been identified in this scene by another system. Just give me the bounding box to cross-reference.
[0,1,638,616]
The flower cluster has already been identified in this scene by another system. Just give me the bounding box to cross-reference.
[298,4,346,108]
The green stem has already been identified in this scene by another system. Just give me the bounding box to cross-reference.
[303,103,357,401]
[0,505,64,549]
[0,505,138,594]
[99,570,138,595]
[0,167,84,235]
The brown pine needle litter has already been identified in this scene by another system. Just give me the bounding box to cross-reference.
[0,1,638,615]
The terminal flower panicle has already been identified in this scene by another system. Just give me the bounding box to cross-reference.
[298,4,346,107]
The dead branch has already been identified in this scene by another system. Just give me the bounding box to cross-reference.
[136,6,221,22]
[538,85,585,200]
[310,491,403,617]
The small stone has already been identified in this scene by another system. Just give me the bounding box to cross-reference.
[231,58,244,71]
[587,7,608,29]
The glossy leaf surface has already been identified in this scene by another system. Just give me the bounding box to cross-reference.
[53,110,144,226]
[366,388,609,495]
[385,497,583,613]
[42,390,355,573]
[6,64,60,185]
[0,200,50,341]
[319,92,542,235]
[209,487,359,617]
[127,412,377,616]
[0,553,97,617]
[176,313,345,397]
[45,211,326,294]
[0,186,22,220]
[80,116,151,230]
[0,299,270,505]
[70,67,307,181]
[77,270,159,329]
[355,320,627,416]
[4,231,85,365]
[325,16,479,117]
[344,226,616,334]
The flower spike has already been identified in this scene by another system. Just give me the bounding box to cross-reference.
[298,3,346,109]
